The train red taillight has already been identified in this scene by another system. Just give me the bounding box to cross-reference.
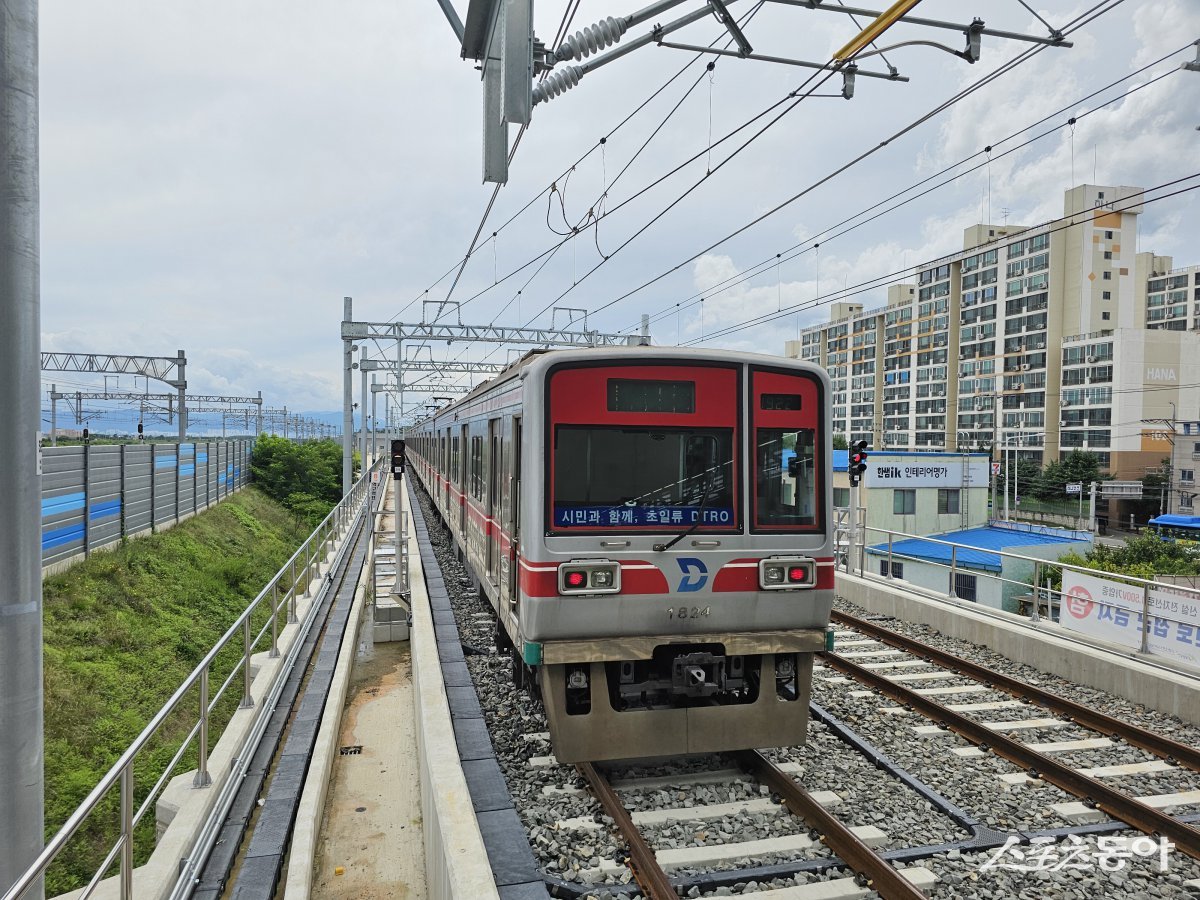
[558,561,622,595]
[759,557,816,590]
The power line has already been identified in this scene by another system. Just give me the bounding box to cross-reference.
[629,46,1192,334]
[679,178,1200,345]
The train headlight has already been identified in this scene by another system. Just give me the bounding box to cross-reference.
[759,557,815,590]
[558,560,622,595]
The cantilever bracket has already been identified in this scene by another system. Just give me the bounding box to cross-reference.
[708,0,753,57]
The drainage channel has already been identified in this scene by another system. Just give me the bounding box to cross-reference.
[185,509,371,900]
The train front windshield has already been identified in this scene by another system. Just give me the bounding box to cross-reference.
[552,427,735,529]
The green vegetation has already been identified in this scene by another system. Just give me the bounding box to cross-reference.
[1055,533,1200,580]
[42,488,311,894]
[250,434,347,526]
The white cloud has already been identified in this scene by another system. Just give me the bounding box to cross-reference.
[29,0,1200,420]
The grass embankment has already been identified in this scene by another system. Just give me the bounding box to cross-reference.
[42,487,312,894]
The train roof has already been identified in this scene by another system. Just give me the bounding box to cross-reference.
[409,345,829,430]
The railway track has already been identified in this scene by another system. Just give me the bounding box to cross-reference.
[575,754,935,900]
[410,478,1200,896]
[822,610,1200,861]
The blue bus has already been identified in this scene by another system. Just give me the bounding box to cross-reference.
[1147,514,1200,541]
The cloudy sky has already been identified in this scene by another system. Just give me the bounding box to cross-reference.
[36,0,1200,430]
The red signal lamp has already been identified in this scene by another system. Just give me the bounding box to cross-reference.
[787,566,808,583]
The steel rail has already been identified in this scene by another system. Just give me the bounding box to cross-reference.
[576,763,680,900]
[734,750,929,900]
[819,650,1200,861]
[832,610,1200,772]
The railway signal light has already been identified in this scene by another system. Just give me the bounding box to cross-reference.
[849,440,869,487]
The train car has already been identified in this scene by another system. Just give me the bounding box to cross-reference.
[408,346,834,762]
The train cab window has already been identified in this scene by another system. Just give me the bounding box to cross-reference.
[552,427,735,529]
[755,429,817,527]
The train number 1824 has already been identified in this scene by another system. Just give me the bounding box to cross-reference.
[667,606,711,620]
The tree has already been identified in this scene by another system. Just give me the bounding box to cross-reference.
[832,435,848,450]
[251,435,344,526]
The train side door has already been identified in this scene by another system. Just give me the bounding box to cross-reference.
[459,424,469,535]
[508,417,522,613]
[487,417,501,586]
[499,416,521,615]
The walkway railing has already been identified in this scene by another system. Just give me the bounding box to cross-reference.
[836,516,1200,674]
[3,461,382,900]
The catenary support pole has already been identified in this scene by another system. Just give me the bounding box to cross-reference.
[371,377,378,467]
[0,0,45,895]
[50,384,56,447]
[176,349,187,440]
[342,296,354,495]
[360,363,368,475]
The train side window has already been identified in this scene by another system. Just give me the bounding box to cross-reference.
[755,428,817,526]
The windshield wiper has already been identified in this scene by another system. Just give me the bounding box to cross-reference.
[654,472,714,553]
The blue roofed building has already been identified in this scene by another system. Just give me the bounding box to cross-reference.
[866,521,1093,613]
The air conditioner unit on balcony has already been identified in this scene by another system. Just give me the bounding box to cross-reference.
[1168,310,1177,318]
[1062,399,1073,406]
[1087,355,1098,363]
[1021,363,1032,371]
[1060,420,1069,427]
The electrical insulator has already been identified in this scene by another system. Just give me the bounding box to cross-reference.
[533,65,583,105]
[555,16,628,61]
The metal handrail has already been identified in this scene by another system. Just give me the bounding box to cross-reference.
[3,459,382,900]
[839,518,1200,663]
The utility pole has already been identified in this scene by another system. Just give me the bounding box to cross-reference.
[0,1,44,895]
[342,296,354,495]
[360,362,368,476]
[370,376,378,467]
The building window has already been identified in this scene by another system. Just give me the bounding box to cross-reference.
[1182,469,1196,484]
[833,487,850,508]
[1182,494,1194,510]
[1102,312,1111,320]
[1105,230,1114,239]
[951,572,978,602]
[1102,271,1112,280]
[880,560,905,579]
[1102,291,1111,299]
[893,489,916,515]
[937,489,961,514]
[1103,251,1112,260]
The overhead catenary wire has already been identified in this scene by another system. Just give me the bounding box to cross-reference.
[628,48,1193,335]
[420,2,767,327]
[393,0,1131,403]
[677,178,1200,346]
[588,1,1144,333]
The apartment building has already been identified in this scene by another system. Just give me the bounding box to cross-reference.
[786,184,1200,481]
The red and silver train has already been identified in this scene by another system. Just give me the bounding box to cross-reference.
[409,346,834,762]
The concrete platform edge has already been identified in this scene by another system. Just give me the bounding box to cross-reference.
[405,475,501,900]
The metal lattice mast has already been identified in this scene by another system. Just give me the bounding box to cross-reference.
[344,315,650,430]
[0,1,43,895]
[41,350,188,439]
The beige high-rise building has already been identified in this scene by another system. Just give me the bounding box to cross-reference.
[785,184,1200,483]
